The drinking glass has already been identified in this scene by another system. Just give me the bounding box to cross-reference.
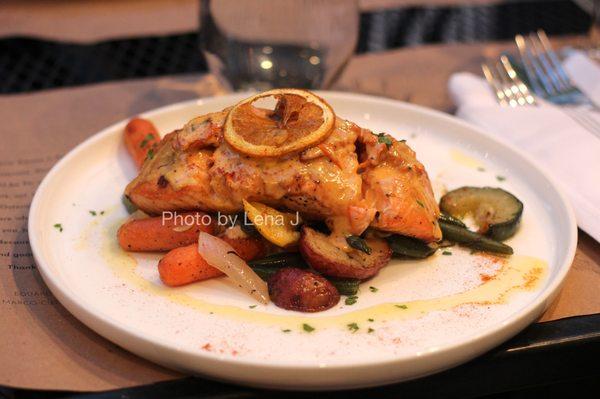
[590,0,600,59]
[199,0,359,91]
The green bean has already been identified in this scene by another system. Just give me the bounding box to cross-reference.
[327,278,360,296]
[439,220,513,255]
[346,235,372,254]
[250,265,279,281]
[438,213,467,228]
[122,195,138,214]
[248,252,308,269]
[386,235,436,258]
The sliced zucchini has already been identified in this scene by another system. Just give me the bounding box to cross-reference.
[440,187,523,241]
[386,235,436,259]
[439,221,513,255]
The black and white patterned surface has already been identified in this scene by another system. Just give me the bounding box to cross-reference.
[0,0,590,94]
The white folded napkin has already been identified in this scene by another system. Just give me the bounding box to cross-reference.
[448,51,600,243]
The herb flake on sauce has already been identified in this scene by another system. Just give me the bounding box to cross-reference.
[345,295,358,305]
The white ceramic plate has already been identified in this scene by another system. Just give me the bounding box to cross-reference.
[29,92,577,390]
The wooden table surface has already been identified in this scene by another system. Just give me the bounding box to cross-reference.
[337,36,589,111]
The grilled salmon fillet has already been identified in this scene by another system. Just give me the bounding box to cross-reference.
[125,101,442,243]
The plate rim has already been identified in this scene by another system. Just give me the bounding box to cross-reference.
[28,91,578,388]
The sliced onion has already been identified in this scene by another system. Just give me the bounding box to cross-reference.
[197,232,269,304]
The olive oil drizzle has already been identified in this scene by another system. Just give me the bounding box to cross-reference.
[99,219,547,331]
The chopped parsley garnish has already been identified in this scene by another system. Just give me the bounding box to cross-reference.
[477,167,486,172]
[377,133,392,148]
[368,328,375,333]
[369,286,378,293]
[53,223,63,232]
[346,235,371,255]
[303,323,315,333]
[345,295,358,305]
[139,134,155,148]
[347,323,359,333]
[146,148,155,160]
[496,175,506,181]
[416,200,425,208]
[100,210,105,215]
[89,210,97,216]
[442,251,453,256]
[396,304,408,309]
[367,318,374,322]
[282,329,291,333]
[248,305,257,309]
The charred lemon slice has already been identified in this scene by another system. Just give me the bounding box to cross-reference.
[224,89,335,157]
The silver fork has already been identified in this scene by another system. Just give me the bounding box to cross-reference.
[514,30,600,138]
[482,55,536,108]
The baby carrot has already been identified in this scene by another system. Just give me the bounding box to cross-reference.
[221,235,267,262]
[158,244,223,286]
[157,236,267,287]
[117,212,214,252]
[124,117,161,168]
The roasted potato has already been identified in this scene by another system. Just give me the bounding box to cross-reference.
[268,267,340,312]
[299,226,391,279]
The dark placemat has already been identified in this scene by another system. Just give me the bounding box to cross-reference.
[2,314,599,399]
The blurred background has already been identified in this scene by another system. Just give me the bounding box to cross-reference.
[1,0,596,94]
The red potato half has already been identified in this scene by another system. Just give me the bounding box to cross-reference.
[299,226,392,279]
[268,267,340,312]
